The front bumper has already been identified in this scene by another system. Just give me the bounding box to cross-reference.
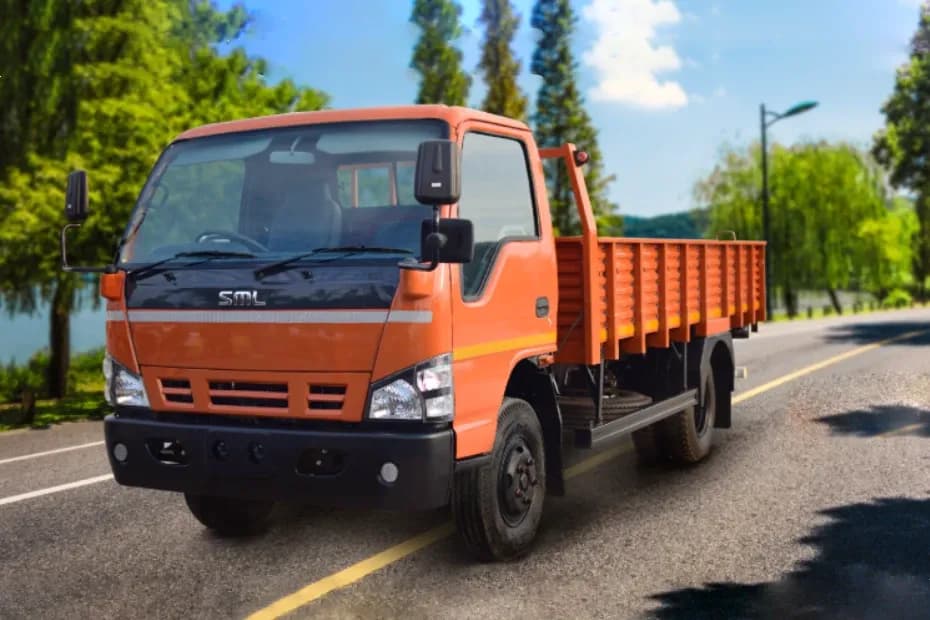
[104,411,453,510]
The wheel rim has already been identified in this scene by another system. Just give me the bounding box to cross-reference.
[498,436,538,527]
[695,376,714,435]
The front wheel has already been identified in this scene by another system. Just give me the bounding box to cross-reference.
[184,493,274,537]
[453,398,546,561]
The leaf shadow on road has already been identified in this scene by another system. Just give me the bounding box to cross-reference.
[821,321,930,346]
[646,495,930,620]
[814,404,930,438]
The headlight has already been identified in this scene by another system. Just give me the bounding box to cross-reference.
[104,354,149,407]
[367,354,453,422]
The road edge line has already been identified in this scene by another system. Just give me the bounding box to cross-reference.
[0,474,114,507]
[0,441,106,466]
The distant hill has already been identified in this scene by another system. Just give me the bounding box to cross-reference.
[621,208,710,239]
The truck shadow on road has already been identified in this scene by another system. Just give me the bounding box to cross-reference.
[814,404,930,438]
[822,321,930,346]
[646,496,930,620]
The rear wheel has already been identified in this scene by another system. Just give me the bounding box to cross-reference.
[660,372,716,465]
[184,493,274,537]
[453,398,546,561]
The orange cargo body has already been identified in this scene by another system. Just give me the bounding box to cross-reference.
[554,237,766,365]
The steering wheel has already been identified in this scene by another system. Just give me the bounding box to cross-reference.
[195,230,269,253]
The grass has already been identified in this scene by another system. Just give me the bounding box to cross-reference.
[769,301,924,323]
[0,350,108,432]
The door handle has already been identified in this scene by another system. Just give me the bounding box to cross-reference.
[535,296,549,318]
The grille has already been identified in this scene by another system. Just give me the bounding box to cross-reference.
[208,380,288,409]
[308,384,347,411]
[159,378,193,404]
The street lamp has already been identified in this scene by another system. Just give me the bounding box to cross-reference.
[760,100,818,318]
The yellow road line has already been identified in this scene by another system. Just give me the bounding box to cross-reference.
[246,523,454,620]
[246,327,928,619]
[732,329,928,405]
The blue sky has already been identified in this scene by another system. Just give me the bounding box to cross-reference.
[216,0,922,217]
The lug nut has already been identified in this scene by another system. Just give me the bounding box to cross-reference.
[248,442,265,464]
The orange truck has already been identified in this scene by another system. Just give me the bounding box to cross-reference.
[60,105,765,560]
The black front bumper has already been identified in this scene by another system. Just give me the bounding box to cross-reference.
[104,412,454,510]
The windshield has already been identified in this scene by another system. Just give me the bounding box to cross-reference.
[120,119,447,266]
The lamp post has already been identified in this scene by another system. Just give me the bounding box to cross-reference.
[760,100,818,318]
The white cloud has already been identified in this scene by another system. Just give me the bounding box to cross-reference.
[714,85,727,98]
[710,4,721,16]
[582,0,689,109]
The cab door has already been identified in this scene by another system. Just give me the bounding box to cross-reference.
[450,122,559,459]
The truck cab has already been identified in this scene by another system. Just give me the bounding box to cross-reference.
[62,105,762,560]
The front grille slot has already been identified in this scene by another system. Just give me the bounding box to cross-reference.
[308,384,347,411]
[208,380,288,409]
[159,378,193,405]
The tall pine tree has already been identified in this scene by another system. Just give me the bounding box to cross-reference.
[409,0,471,105]
[530,0,620,235]
[477,0,528,120]
[873,1,930,299]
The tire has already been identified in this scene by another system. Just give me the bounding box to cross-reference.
[184,493,275,537]
[660,372,716,465]
[559,390,653,422]
[453,398,546,561]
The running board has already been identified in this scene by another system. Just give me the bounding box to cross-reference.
[572,390,698,449]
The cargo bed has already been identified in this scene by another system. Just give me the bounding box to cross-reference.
[554,237,766,365]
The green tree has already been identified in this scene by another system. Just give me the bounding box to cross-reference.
[0,1,76,173]
[410,0,471,106]
[477,0,528,121]
[873,1,930,299]
[698,141,896,316]
[529,0,619,236]
[0,0,328,397]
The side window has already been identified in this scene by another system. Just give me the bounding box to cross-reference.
[459,132,538,298]
[337,162,416,207]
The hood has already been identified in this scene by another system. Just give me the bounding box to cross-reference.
[125,264,401,372]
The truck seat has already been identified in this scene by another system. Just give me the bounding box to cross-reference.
[266,180,343,252]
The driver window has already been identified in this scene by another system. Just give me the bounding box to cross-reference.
[133,160,244,257]
[459,132,538,299]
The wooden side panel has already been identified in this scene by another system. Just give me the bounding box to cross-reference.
[554,237,767,364]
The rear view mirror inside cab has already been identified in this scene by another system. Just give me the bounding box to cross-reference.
[269,151,316,165]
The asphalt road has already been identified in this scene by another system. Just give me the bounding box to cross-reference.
[1,308,929,619]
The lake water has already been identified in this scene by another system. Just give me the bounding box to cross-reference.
[1,304,105,364]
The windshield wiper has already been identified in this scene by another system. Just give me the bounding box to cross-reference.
[129,250,256,281]
[254,246,412,279]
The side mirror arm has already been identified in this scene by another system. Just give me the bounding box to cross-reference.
[401,206,443,272]
[60,223,113,274]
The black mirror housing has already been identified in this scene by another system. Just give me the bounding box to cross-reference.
[420,218,474,264]
[65,170,89,222]
[414,140,461,205]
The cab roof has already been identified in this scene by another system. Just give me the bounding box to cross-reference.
[174,105,529,141]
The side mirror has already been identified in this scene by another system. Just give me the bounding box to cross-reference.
[61,169,109,273]
[65,170,89,222]
[420,218,474,264]
[414,140,461,205]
